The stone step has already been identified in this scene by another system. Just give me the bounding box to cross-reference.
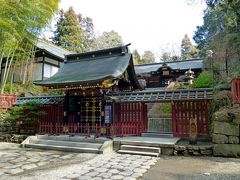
[25,143,102,153]
[29,139,102,149]
[36,134,107,143]
[117,150,159,157]
[120,145,160,154]
[142,132,173,138]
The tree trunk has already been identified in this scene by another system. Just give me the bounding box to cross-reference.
[22,52,31,85]
[0,51,5,82]
[1,45,18,94]
[0,47,12,93]
[10,61,17,94]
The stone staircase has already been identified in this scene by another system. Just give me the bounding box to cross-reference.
[118,144,161,157]
[141,132,173,138]
[22,135,113,154]
[117,145,161,157]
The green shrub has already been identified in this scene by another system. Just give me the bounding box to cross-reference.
[192,71,215,88]
[0,109,9,122]
[231,69,240,78]
[159,103,172,114]
[5,101,46,125]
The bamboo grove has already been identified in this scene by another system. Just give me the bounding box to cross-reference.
[0,0,60,94]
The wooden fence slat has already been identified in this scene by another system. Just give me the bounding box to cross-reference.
[172,100,209,137]
[232,78,240,104]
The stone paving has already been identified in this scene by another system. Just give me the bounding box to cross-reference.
[0,142,159,180]
[17,153,158,180]
[0,142,96,179]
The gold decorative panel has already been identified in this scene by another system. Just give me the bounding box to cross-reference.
[80,97,102,125]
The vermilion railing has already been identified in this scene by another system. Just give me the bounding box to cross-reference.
[39,122,97,137]
[172,100,209,137]
[38,102,148,137]
[111,122,143,137]
[38,122,144,138]
[0,94,17,109]
[113,102,148,136]
[232,78,240,104]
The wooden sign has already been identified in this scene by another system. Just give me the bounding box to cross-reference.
[162,70,170,76]
[104,105,112,124]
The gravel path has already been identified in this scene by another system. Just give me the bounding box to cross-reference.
[142,156,240,180]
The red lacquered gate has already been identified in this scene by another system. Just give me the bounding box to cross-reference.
[232,78,240,104]
[113,102,147,136]
[172,100,209,137]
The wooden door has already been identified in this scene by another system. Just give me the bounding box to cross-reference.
[80,96,103,127]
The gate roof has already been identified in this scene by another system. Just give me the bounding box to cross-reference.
[15,95,65,105]
[34,45,142,90]
[15,88,213,105]
[112,88,213,102]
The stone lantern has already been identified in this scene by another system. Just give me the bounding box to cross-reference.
[185,69,194,85]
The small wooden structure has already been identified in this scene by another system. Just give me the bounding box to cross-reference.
[0,40,73,83]
[135,59,203,88]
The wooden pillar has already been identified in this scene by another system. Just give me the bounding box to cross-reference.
[41,52,45,80]
[75,96,81,123]
[172,101,176,137]
[63,93,68,125]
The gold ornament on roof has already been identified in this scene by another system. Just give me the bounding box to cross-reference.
[102,79,113,88]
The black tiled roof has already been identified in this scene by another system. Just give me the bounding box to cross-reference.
[112,88,213,102]
[15,96,65,105]
[135,58,204,74]
[34,45,142,90]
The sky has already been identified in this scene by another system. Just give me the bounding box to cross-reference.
[57,0,206,58]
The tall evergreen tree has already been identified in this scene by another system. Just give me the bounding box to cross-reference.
[193,0,240,77]
[181,34,199,60]
[52,9,64,46]
[53,7,83,52]
[79,15,95,51]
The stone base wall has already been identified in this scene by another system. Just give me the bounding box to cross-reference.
[173,145,213,156]
[0,122,29,144]
[212,106,240,157]
[0,133,28,143]
[113,142,213,156]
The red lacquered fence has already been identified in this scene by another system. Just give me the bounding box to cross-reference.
[37,102,148,137]
[172,100,209,137]
[39,122,94,137]
[111,122,144,137]
[232,78,240,104]
[39,105,64,123]
[0,94,17,109]
[38,122,144,138]
[113,102,147,134]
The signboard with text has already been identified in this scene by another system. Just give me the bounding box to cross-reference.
[104,105,112,124]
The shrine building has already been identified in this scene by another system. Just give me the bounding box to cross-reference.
[16,45,213,138]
